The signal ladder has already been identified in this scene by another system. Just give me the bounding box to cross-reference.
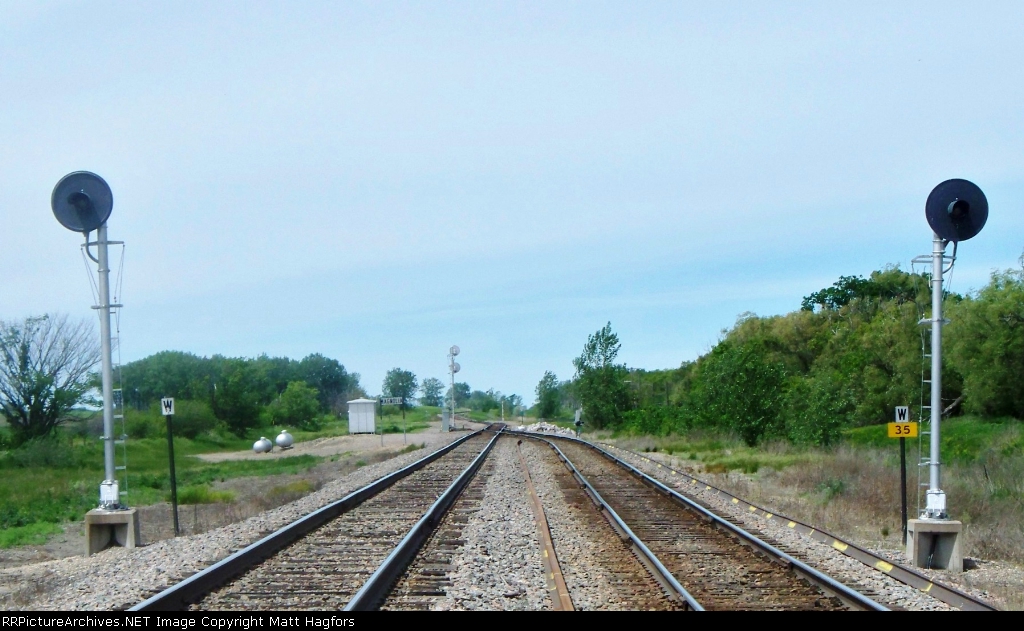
[916,324,931,518]
[111,271,129,503]
[112,342,129,502]
[111,245,129,503]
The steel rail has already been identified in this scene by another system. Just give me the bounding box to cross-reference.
[595,440,997,611]
[522,434,703,611]
[129,429,488,611]
[345,429,503,610]
[515,431,888,611]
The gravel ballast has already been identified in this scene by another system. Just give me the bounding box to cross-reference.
[595,441,956,611]
[435,437,551,610]
[0,431,469,611]
[518,438,677,610]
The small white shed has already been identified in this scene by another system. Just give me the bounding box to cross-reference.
[347,398,377,434]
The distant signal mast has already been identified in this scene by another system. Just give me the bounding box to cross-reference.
[448,345,460,430]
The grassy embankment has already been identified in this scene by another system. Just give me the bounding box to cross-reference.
[0,406,443,548]
[603,416,1024,564]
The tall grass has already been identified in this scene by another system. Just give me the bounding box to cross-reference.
[629,417,1024,564]
[0,429,321,540]
[172,486,236,505]
[0,522,64,548]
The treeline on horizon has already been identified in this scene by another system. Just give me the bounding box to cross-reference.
[119,352,365,438]
[537,259,1024,446]
[119,353,525,441]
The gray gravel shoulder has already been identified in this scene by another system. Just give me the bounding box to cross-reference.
[437,438,551,610]
[0,432,468,611]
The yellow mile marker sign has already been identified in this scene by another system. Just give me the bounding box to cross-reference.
[888,406,918,438]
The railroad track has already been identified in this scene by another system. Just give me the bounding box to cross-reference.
[379,443,496,610]
[131,426,502,611]
[387,434,684,611]
[521,438,685,610]
[592,439,998,611]
[132,424,963,611]
[515,431,888,611]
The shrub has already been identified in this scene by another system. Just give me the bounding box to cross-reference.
[784,372,853,447]
[623,406,689,436]
[0,521,64,548]
[172,400,222,439]
[816,477,846,503]
[127,400,221,440]
[0,436,82,469]
[266,382,321,431]
[172,485,235,504]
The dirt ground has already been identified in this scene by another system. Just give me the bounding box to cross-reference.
[0,418,486,570]
[197,418,480,462]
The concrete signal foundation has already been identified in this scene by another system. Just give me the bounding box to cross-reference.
[85,508,141,556]
[906,519,963,572]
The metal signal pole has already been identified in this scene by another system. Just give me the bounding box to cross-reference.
[450,360,455,426]
[92,224,121,508]
[448,346,460,430]
[53,172,146,555]
[926,234,947,519]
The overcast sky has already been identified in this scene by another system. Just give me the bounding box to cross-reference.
[2,1,1023,404]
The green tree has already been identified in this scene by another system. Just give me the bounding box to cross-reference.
[382,368,418,410]
[213,358,272,435]
[689,340,788,445]
[947,266,1024,417]
[120,351,214,408]
[298,353,354,412]
[572,322,631,429]
[801,268,921,312]
[446,382,471,408]
[267,381,322,431]
[501,393,523,417]
[253,354,299,397]
[0,315,99,445]
[474,389,509,413]
[535,371,561,419]
[419,377,445,406]
[783,372,852,446]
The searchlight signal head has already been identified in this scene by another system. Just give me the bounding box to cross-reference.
[51,171,113,233]
[926,178,988,242]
